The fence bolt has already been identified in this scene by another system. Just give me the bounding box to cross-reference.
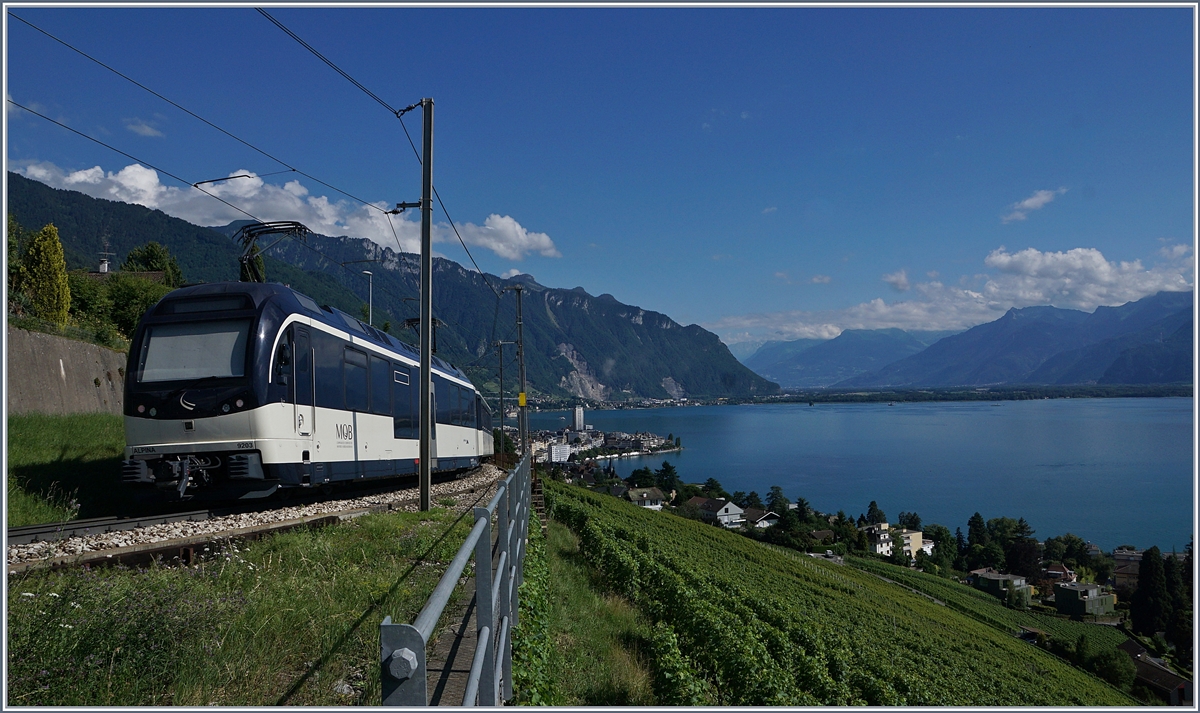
[388,648,419,680]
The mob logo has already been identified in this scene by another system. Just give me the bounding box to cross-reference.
[335,423,354,441]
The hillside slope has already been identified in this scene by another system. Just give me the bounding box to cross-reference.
[547,483,1134,706]
[748,329,955,388]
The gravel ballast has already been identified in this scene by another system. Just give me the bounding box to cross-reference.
[8,464,507,567]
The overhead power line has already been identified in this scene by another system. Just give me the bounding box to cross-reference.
[256,7,504,301]
[7,9,422,294]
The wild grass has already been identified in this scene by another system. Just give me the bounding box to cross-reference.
[6,413,125,525]
[7,502,484,706]
[544,519,655,705]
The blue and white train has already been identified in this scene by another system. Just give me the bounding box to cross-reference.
[121,282,493,498]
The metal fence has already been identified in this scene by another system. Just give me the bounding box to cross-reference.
[380,454,531,706]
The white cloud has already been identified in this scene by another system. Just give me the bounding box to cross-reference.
[811,274,831,284]
[762,206,777,214]
[707,244,1194,347]
[454,214,561,260]
[502,268,521,279]
[882,269,910,291]
[13,160,560,261]
[741,111,751,119]
[124,118,163,137]
[1002,187,1067,223]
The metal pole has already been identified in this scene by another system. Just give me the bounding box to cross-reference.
[363,270,373,326]
[497,341,504,466]
[514,285,528,455]
[419,97,434,512]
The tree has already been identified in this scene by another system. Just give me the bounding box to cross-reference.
[702,478,729,500]
[107,273,171,337]
[866,500,887,525]
[20,223,71,326]
[7,213,27,288]
[1090,648,1136,691]
[745,491,764,510]
[897,511,922,531]
[731,491,748,508]
[655,461,680,494]
[1163,553,1186,612]
[628,467,656,488]
[1166,608,1192,665]
[793,497,811,521]
[1004,538,1042,580]
[1131,547,1170,636]
[967,512,988,549]
[122,241,184,287]
[766,485,789,513]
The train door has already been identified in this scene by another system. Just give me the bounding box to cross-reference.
[294,328,314,439]
[429,379,438,469]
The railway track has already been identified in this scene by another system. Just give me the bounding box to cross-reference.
[7,467,503,573]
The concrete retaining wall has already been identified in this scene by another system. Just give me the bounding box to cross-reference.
[6,327,127,416]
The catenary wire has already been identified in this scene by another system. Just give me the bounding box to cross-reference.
[255,8,504,301]
[7,10,422,293]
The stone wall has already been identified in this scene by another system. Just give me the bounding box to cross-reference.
[6,327,127,416]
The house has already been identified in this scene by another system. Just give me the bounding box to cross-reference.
[893,528,924,558]
[1114,564,1141,591]
[626,487,665,510]
[859,523,893,557]
[971,571,1032,607]
[920,540,935,556]
[693,497,744,527]
[1045,563,1077,583]
[1054,581,1115,617]
[1119,640,1194,706]
[742,509,779,529]
[549,443,571,463]
[810,529,835,544]
[597,484,628,499]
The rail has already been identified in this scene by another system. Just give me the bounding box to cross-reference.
[380,454,531,706]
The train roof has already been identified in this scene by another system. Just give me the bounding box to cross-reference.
[163,281,472,383]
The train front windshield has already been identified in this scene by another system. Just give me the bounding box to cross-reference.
[136,319,252,383]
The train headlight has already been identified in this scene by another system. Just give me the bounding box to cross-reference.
[222,403,231,413]
[137,405,145,413]
[149,408,157,417]
[235,399,244,408]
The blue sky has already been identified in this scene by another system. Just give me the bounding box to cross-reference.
[5,6,1195,352]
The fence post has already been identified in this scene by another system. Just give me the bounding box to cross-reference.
[473,507,496,706]
[380,617,428,705]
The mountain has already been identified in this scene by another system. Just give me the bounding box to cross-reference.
[838,291,1194,387]
[742,338,824,371]
[744,329,958,388]
[8,172,778,401]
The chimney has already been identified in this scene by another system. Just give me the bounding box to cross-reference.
[99,258,109,273]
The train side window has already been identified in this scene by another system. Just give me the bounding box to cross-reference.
[344,347,368,412]
[314,331,342,409]
[369,355,390,416]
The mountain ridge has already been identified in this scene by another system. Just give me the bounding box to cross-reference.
[8,171,778,401]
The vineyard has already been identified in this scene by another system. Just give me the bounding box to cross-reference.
[546,483,1137,706]
[845,555,1131,651]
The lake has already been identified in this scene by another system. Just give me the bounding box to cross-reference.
[529,398,1195,552]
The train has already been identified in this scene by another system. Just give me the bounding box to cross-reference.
[121,281,494,499]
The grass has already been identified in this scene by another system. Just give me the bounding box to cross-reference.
[6,413,126,525]
[544,519,656,705]
[6,502,485,706]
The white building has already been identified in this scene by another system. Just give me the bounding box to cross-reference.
[549,444,571,463]
[573,405,585,431]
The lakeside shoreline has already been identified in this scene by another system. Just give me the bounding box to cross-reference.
[529,384,1193,412]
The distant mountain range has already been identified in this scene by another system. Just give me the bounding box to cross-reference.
[743,329,960,388]
[836,290,1192,388]
[8,172,778,401]
[740,290,1193,389]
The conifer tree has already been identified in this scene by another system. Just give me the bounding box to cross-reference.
[7,213,27,288]
[21,223,70,325]
[967,512,989,549]
[1131,546,1170,636]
